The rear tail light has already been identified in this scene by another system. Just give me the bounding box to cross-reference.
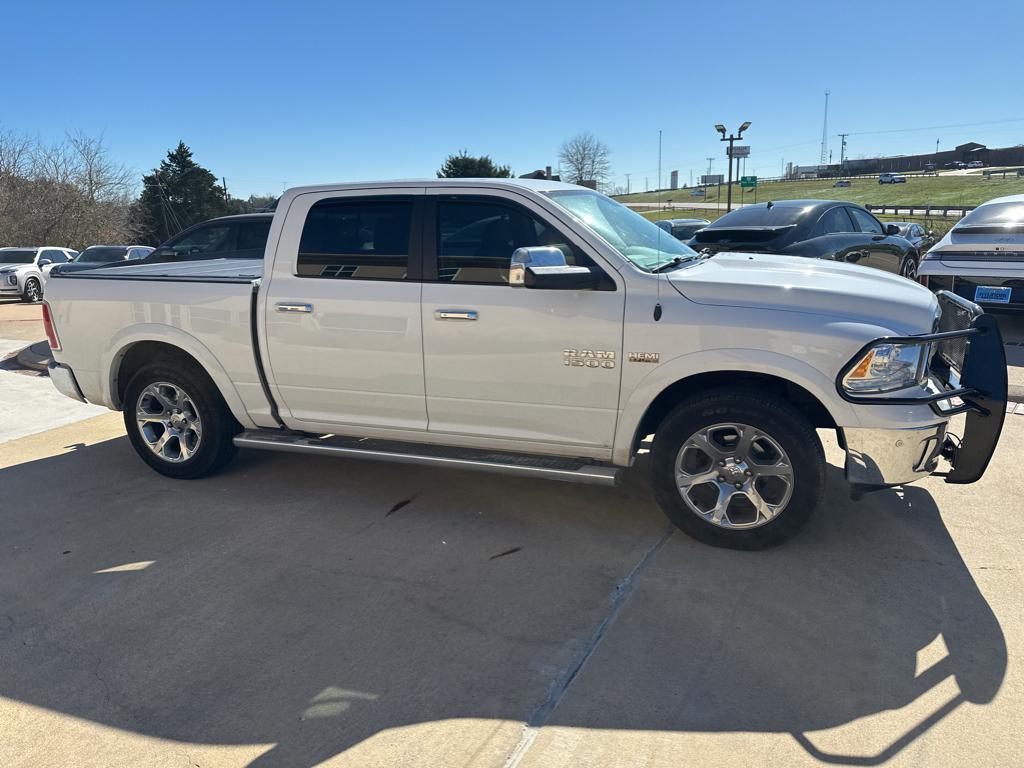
[918,275,929,287]
[41,301,61,351]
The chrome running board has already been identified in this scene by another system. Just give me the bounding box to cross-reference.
[233,430,623,486]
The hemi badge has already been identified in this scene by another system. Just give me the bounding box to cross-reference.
[628,352,659,363]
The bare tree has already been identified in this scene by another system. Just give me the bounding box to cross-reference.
[558,133,612,188]
[0,130,136,248]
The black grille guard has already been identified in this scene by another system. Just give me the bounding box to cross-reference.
[836,291,1007,484]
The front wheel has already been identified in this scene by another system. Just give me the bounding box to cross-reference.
[650,389,825,549]
[123,360,240,479]
[22,278,41,303]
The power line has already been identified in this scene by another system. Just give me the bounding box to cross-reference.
[848,116,1024,137]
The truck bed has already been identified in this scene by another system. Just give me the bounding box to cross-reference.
[45,258,273,429]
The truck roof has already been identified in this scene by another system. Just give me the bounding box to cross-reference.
[281,177,586,198]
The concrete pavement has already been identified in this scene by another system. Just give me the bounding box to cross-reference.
[0,408,1021,767]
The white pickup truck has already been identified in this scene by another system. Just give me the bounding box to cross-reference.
[42,179,1007,549]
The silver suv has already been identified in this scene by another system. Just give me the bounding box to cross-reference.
[0,247,77,302]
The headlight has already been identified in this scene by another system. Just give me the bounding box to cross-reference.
[841,341,930,394]
[5,274,17,285]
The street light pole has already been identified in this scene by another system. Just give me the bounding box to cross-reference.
[715,121,750,213]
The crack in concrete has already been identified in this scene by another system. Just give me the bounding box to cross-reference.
[503,526,675,767]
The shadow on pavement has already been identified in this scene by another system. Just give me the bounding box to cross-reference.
[0,438,1006,767]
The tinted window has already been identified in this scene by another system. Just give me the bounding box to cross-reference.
[706,204,810,228]
[437,200,588,284]
[298,199,411,280]
[237,220,271,252]
[78,246,128,263]
[129,248,153,260]
[817,207,855,234]
[42,249,70,263]
[170,224,232,254]
[849,208,884,235]
[0,250,35,264]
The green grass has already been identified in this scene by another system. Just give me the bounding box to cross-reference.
[617,171,1024,208]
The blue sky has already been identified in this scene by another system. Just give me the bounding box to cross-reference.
[5,0,1022,197]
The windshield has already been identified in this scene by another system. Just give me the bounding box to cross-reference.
[77,246,129,263]
[953,202,1024,234]
[547,190,696,271]
[0,250,36,265]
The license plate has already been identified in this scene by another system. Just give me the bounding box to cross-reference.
[974,285,1011,303]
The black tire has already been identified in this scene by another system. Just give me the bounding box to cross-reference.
[123,359,240,479]
[650,389,825,550]
[900,253,919,281]
[22,278,41,303]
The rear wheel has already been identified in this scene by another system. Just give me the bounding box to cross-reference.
[900,253,919,280]
[650,389,825,549]
[22,278,41,303]
[123,360,240,479]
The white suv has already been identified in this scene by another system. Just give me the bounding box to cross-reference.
[0,247,77,302]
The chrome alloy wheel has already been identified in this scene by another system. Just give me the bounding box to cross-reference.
[24,280,41,302]
[136,382,202,463]
[901,257,918,280]
[674,422,794,529]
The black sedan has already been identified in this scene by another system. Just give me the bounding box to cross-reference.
[688,200,919,278]
[890,221,936,255]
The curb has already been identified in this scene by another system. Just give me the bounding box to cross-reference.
[1009,384,1024,405]
[15,341,52,373]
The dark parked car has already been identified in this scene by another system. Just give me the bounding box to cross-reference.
[687,200,920,277]
[655,218,710,241]
[51,245,154,276]
[889,221,936,256]
[145,213,273,263]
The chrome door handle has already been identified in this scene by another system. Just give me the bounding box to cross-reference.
[276,302,313,313]
[434,309,478,321]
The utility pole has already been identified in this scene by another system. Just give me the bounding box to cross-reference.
[657,129,662,194]
[819,90,830,165]
[715,121,751,213]
[222,177,229,202]
[838,133,849,169]
[645,176,649,192]
[625,173,631,194]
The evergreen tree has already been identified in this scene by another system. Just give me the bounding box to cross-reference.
[136,142,228,244]
[437,150,512,178]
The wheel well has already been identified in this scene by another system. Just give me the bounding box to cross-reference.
[114,341,207,408]
[632,371,837,453]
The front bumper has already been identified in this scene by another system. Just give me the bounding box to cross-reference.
[841,423,947,488]
[838,291,1007,493]
[48,362,86,403]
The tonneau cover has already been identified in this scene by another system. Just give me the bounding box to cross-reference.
[51,258,263,282]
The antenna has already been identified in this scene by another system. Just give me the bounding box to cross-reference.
[819,90,830,165]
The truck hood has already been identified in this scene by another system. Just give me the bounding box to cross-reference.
[668,252,938,334]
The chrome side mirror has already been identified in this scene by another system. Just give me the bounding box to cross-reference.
[509,246,568,287]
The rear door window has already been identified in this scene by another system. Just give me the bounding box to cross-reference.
[236,219,271,253]
[849,208,884,235]
[816,207,856,235]
[171,224,234,255]
[297,199,412,280]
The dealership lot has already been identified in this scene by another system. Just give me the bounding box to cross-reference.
[1,302,1023,767]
